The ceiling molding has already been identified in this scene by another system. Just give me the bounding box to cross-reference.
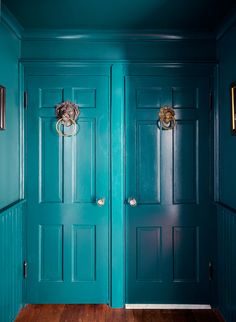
[1,4,216,42]
[1,4,24,39]
[21,29,215,42]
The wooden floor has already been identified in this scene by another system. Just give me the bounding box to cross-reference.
[15,305,225,322]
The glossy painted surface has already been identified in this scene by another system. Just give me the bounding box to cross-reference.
[0,201,25,322]
[21,37,216,62]
[1,0,236,314]
[217,26,236,210]
[2,0,235,30]
[217,206,236,322]
[217,25,236,322]
[125,67,214,303]
[110,64,125,307]
[0,21,21,209]
[25,66,110,303]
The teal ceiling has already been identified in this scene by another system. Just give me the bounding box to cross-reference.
[2,0,235,30]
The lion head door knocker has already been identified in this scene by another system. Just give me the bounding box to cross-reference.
[158,106,176,130]
[55,101,80,137]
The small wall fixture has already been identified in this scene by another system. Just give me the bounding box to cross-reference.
[55,101,80,137]
[0,85,6,130]
[158,106,176,130]
[231,83,236,134]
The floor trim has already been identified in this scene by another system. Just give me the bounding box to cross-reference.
[125,304,211,310]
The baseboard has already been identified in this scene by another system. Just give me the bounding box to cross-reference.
[125,304,211,309]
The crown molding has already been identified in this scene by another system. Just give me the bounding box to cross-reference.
[1,4,24,39]
[3,2,236,43]
[0,5,216,42]
[21,29,215,42]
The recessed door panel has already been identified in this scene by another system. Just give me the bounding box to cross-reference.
[39,88,64,108]
[72,88,96,108]
[72,225,96,282]
[172,87,197,109]
[126,74,212,304]
[73,119,96,203]
[137,121,161,204]
[26,72,109,303]
[173,226,199,282]
[136,88,162,109]
[136,227,162,281]
[39,225,63,282]
[39,117,64,203]
[173,120,198,204]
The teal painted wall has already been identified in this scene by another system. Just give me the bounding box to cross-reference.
[0,19,24,322]
[0,20,21,210]
[218,26,236,210]
[217,25,236,322]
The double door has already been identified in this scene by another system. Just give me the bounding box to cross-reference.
[25,66,213,305]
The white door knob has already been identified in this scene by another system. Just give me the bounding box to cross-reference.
[96,197,105,207]
[128,197,137,207]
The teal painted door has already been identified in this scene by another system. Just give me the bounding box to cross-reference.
[125,74,212,303]
[26,73,109,303]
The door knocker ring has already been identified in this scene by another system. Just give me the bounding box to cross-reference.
[56,118,78,137]
[55,101,80,137]
[158,106,176,130]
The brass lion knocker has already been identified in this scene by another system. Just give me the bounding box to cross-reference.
[55,101,80,137]
[158,106,176,130]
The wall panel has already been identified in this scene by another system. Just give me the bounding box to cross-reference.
[0,201,25,322]
[217,206,236,322]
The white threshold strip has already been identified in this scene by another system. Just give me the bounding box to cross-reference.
[125,304,211,310]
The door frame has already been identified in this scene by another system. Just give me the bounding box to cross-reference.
[22,61,125,308]
[122,62,217,306]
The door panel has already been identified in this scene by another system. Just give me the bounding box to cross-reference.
[173,120,197,204]
[26,74,109,303]
[126,75,212,303]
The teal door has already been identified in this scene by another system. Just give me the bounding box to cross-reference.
[125,74,212,303]
[25,71,109,303]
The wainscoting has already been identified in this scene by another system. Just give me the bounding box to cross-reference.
[0,201,25,322]
[218,206,236,322]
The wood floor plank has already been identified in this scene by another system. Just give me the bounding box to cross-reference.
[15,304,42,322]
[15,305,224,322]
[36,304,65,322]
[193,309,223,322]
[108,308,126,322]
[59,304,89,322]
